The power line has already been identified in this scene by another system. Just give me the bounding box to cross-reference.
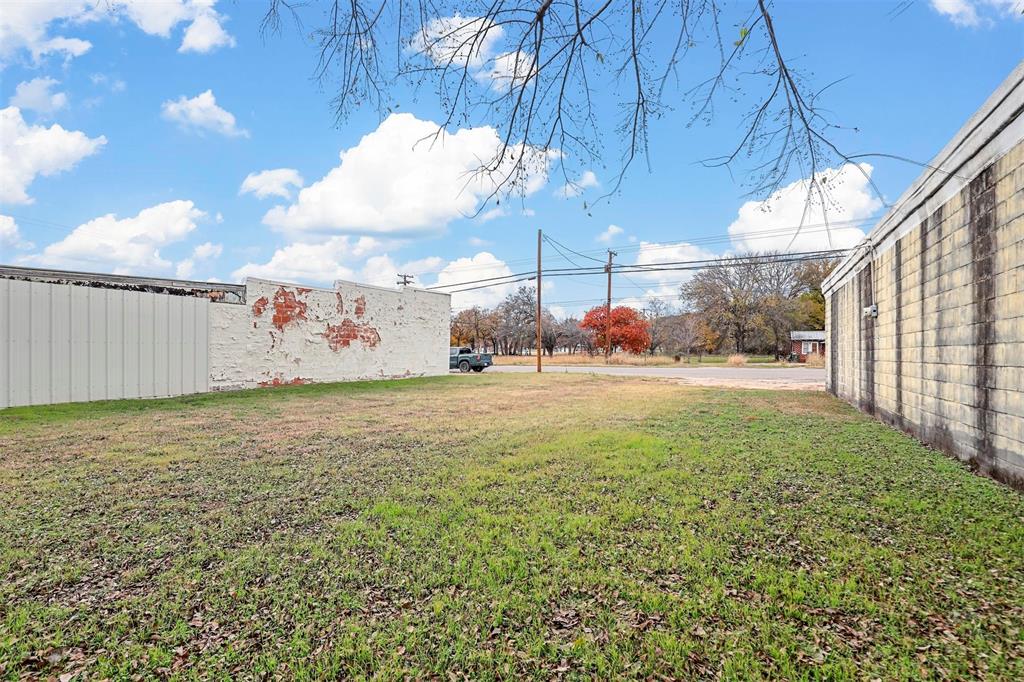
[417,216,872,279]
[433,249,846,291]
[543,234,606,265]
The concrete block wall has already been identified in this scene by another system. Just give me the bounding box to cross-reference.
[209,278,450,390]
[825,68,1024,487]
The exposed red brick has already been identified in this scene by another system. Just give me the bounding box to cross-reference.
[252,296,269,317]
[271,287,307,331]
[258,376,307,387]
[321,319,381,351]
[297,287,312,294]
[354,295,366,318]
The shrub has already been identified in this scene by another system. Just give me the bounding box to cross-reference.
[805,354,826,367]
[726,354,747,366]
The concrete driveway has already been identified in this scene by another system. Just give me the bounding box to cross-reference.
[487,364,826,390]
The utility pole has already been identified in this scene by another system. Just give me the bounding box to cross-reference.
[536,228,542,373]
[397,273,413,286]
[605,249,616,360]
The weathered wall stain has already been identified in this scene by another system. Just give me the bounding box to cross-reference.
[825,138,1023,489]
[893,238,904,428]
[271,287,308,331]
[857,261,875,416]
[252,296,269,317]
[829,291,838,393]
[322,319,382,351]
[970,164,997,476]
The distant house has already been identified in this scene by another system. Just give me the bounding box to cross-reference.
[790,331,826,362]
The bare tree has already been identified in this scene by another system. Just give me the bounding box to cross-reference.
[262,0,866,218]
[753,253,802,357]
[495,285,536,354]
[663,312,700,360]
[644,297,674,355]
[681,256,762,353]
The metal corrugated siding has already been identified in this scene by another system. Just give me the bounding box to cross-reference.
[0,280,210,409]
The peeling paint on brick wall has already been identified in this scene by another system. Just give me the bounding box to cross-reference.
[208,279,450,391]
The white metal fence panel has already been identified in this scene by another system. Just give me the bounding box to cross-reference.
[0,280,210,408]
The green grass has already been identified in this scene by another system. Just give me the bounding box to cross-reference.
[1,374,1021,680]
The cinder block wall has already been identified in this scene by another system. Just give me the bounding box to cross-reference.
[209,279,450,390]
[825,65,1023,486]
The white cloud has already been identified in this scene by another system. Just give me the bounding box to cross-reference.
[468,236,492,247]
[477,207,506,222]
[262,113,551,237]
[929,0,1024,26]
[555,170,599,199]
[90,73,127,92]
[0,106,106,205]
[0,215,19,244]
[231,236,394,285]
[482,50,536,92]
[175,261,195,278]
[727,163,882,253]
[9,77,67,114]
[0,1,235,63]
[433,251,515,309]
[596,224,624,243]
[547,304,568,321]
[410,14,504,69]
[29,200,204,274]
[174,240,222,279]
[240,168,304,199]
[613,240,719,310]
[192,241,222,260]
[161,89,247,138]
[0,2,93,62]
[179,6,235,53]
[633,240,717,281]
[358,254,445,288]
[0,214,33,250]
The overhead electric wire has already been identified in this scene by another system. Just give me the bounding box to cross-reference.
[542,234,607,265]
[436,248,848,295]
[417,214,873,279]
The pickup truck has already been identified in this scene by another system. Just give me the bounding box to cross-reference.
[449,347,492,373]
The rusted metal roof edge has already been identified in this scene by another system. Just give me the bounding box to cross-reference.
[0,264,246,304]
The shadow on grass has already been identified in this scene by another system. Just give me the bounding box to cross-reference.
[0,375,463,431]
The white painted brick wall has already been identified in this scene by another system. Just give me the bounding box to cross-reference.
[209,278,450,390]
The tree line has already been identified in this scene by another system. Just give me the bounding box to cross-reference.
[450,254,837,358]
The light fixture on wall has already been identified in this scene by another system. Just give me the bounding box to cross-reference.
[862,304,878,318]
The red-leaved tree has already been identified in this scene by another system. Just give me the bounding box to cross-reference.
[579,306,651,355]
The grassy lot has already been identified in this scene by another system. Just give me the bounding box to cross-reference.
[493,353,781,367]
[1,375,1022,680]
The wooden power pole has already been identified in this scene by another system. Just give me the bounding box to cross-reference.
[536,229,542,373]
[605,249,616,359]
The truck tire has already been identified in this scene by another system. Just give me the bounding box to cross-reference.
[458,360,471,373]
[472,366,484,373]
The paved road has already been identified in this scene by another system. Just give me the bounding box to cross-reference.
[487,364,826,390]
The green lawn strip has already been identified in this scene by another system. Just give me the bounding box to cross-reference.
[0,375,1021,679]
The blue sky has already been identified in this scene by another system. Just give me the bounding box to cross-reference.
[1,1,1021,318]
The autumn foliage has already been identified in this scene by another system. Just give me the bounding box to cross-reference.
[579,306,651,355]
